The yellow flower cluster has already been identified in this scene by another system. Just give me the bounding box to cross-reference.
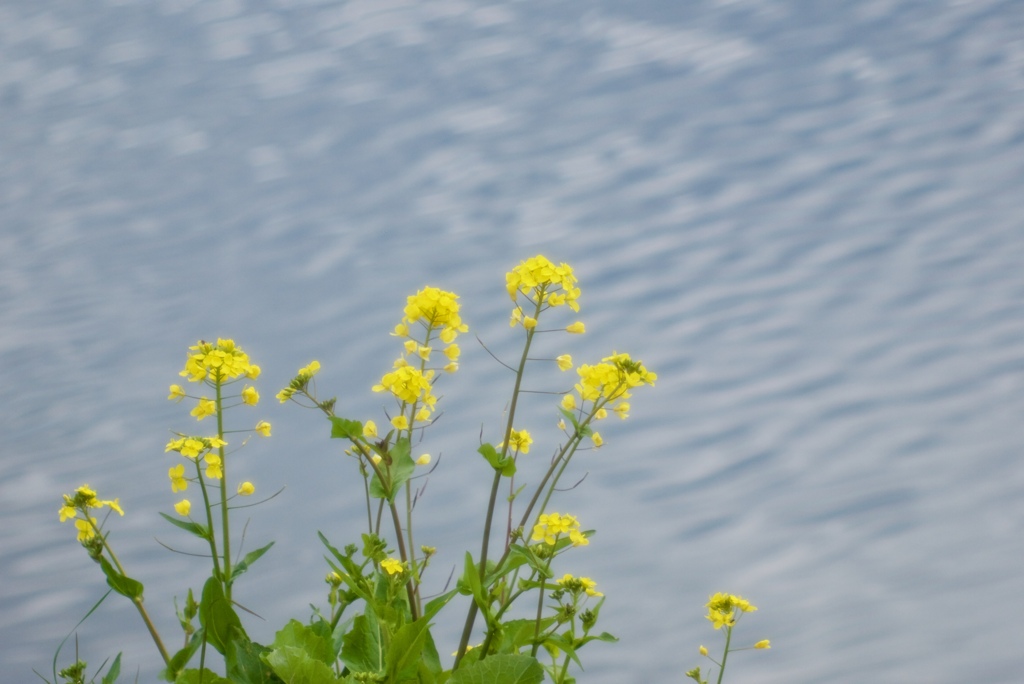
[506,255,581,312]
[400,286,468,342]
[276,360,320,402]
[381,557,405,576]
[531,511,589,547]
[165,435,227,459]
[372,365,436,409]
[498,428,533,454]
[573,352,656,418]
[58,485,124,541]
[179,338,260,383]
[704,592,757,630]
[557,573,604,597]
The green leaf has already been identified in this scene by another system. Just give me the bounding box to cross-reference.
[230,541,275,581]
[477,443,516,477]
[98,556,144,600]
[368,437,415,502]
[159,512,211,540]
[385,616,432,682]
[263,648,342,684]
[199,577,243,656]
[329,416,364,440]
[448,654,544,684]
[100,652,122,684]
[174,669,232,684]
[162,630,204,682]
[269,620,334,665]
[340,612,383,674]
[505,544,551,579]
[225,634,279,684]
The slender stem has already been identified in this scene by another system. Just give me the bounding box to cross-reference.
[215,376,232,601]
[455,318,538,666]
[91,521,171,665]
[716,625,733,684]
[194,455,222,581]
[387,500,420,621]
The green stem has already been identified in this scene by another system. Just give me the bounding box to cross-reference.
[455,314,538,666]
[716,625,733,684]
[92,521,171,665]
[215,377,231,601]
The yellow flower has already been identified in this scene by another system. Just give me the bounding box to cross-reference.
[371,454,383,465]
[556,355,572,371]
[191,398,217,421]
[557,574,603,597]
[499,428,533,454]
[169,464,188,493]
[241,385,259,405]
[75,517,97,542]
[204,453,223,480]
[298,360,321,380]
[392,323,409,338]
[168,384,186,402]
[531,512,586,546]
[415,407,431,422]
[705,593,757,630]
[255,421,271,437]
[699,645,708,656]
[59,500,77,523]
[557,419,566,430]
[444,344,461,360]
[595,408,607,420]
[380,557,404,576]
[523,316,537,329]
[444,362,459,373]
[561,394,576,410]
[416,345,432,361]
[591,432,603,448]
[363,420,377,438]
[416,453,431,465]
[373,366,435,406]
[754,640,771,649]
[276,387,295,403]
[246,364,261,379]
[613,402,630,419]
[566,321,586,334]
[237,481,255,496]
[174,499,191,516]
[391,415,409,430]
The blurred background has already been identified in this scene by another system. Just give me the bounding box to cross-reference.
[2,0,1023,682]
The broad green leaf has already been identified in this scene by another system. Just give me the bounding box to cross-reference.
[225,634,278,684]
[199,577,243,656]
[159,512,211,540]
[368,437,415,502]
[230,541,275,581]
[174,668,232,684]
[269,620,333,665]
[329,416,364,440]
[98,556,144,599]
[340,612,383,674]
[448,654,544,684]
[385,616,432,682]
[263,647,343,684]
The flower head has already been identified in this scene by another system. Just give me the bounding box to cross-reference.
[557,573,604,597]
[531,512,588,547]
[380,557,404,576]
[190,398,217,421]
[499,428,533,455]
[255,420,271,437]
[168,385,186,402]
[169,464,188,493]
[237,481,255,496]
[506,255,581,312]
[179,339,257,383]
[241,385,259,405]
[705,592,757,630]
[174,499,191,516]
[402,286,468,343]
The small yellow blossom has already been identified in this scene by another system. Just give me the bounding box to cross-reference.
[191,398,217,421]
[754,640,771,649]
[595,408,607,420]
[363,420,377,438]
[241,385,259,405]
[391,415,409,430]
[246,364,261,379]
[59,500,77,523]
[371,454,383,465]
[591,432,603,448]
[566,321,586,334]
[237,481,255,496]
[556,355,572,371]
[444,344,460,360]
[380,557,404,576]
[255,421,271,437]
[499,428,533,454]
[557,574,604,597]
[557,419,566,430]
[169,464,188,493]
[204,453,223,480]
[523,316,537,329]
[444,362,459,373]
[416,453,431,466]
[174,499,191,516]
[531,512,588,547]
[561,394,576,410]
[415,407,431,422]
[613,402,630,419]
[699,646,708,656]
[75,517,97,542]
[179,339,257,383]
[168,385,186,402]
[276,387,295,403]
[392,323,409,338]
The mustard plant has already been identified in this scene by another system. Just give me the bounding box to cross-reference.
[41,255,765,684]
[686,593,770,684]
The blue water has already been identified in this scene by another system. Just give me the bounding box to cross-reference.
[3,1,1023,682]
